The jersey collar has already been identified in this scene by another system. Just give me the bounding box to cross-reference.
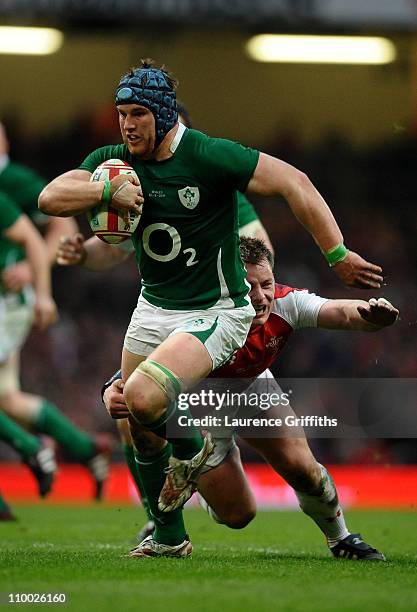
[169,122,187,154]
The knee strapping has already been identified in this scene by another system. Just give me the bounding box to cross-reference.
[136,359,182,401]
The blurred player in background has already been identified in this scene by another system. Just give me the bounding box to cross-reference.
[104,237,398,560]
[0,122,77,276]
[40,58,383,547]
[0,190,57,519]
[0,124,113,500]
[0,411,57,519]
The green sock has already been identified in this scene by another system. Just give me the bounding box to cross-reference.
[134,443,187,545]
[33,400,94,462]
[0,411,41,457]
[145,401,204,460]
[123,443,152,521]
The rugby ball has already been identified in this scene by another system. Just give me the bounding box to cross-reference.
[87,159,142,244]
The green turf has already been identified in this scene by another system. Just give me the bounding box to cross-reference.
[0,505,416,611]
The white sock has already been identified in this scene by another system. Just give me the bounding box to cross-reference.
[197,493,223,524]
[295,464,350,548]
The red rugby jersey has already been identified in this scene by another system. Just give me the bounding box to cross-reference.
[214,284,327,378]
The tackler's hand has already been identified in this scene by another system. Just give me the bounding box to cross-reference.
[357,297,399,329]
[57,233,86,266]
[103,379,130,419]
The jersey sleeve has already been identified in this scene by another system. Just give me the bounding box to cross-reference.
[0,161,46,222]
[273,289,328,330]
[0,191,22,232]
[237,192,259,228]
[292,290,329,329]
[201,135,260,193]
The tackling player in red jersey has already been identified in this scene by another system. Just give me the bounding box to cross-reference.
[103,237,398,560]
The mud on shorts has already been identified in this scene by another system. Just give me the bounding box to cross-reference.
[123,293,255,370]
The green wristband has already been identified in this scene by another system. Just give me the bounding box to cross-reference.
[101,179,112,204]
[325,243,348,267]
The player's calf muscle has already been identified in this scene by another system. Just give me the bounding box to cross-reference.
[128,419,165,458]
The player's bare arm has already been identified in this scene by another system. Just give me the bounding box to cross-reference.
[44,216,78,262]
[4,215,57,329]
[246,153,383,290]
[317,297,399,331]
[57,233,130,270]
[38,169,143,217]
[3,216,79,293]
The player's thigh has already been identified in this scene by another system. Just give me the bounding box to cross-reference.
[198,444,256,527]
[144,300,254,386]
[0,298,33,365]
[123,302,252,414]
[148,332,212,384]
[237,379,321,489]
[0,355,39,426]
[123,296,216,380]
[123,334,212,420]
[124,296,253,380]
[121,349,146,380]
[122,306,213,407]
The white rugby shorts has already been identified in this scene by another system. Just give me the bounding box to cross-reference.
[0,292,34,363]
[123,293,255,370]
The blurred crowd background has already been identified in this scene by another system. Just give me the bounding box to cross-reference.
[1,0,416,467]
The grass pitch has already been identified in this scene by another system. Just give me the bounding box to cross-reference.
[1,505,416,611]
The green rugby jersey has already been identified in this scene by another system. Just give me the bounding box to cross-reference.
[0,159,48,267]
[237,192,258,228]
[0,159,47,223]
[0,191,23,296]
[0,191,21,235]
[79,127,260,310]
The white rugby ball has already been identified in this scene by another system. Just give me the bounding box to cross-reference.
[87,159,142,244]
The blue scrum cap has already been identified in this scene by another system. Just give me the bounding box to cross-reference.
[115,66,178,148]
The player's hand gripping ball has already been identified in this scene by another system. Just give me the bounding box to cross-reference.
[87,159,142,244]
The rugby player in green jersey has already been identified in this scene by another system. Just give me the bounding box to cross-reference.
[0,191,57,517]
[56,172,276,540]
[55,99,274,534]
[0,122,78,287]
[40,59,383,526]
[0,125,113,499]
